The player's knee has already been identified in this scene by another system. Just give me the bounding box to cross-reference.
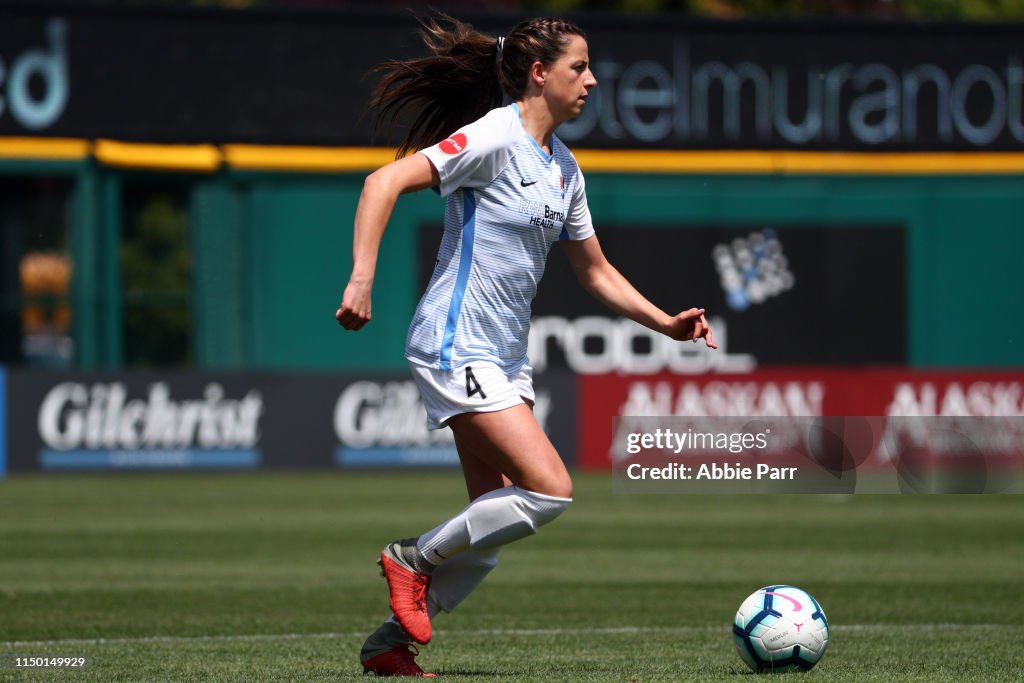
[549,477,573,501]
[519,487,572,528]
[529,470,573,500]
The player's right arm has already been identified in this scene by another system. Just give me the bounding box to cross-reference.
[336,153,440,331]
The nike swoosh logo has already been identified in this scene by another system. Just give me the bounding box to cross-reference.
[433,549,447,560]
[762,591,803,612]
[520,179,538,187]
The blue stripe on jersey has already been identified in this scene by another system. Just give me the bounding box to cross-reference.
[559,226,569,240]
[439,189,477,371]
[511,103,552,162]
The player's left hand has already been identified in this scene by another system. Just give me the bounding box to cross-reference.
[666,307,717,349]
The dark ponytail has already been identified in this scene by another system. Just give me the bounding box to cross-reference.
[370,14,586,159]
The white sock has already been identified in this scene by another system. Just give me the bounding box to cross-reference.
[426,548,501,617]
[416,486,571,564]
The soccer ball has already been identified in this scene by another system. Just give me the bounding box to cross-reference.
[732,585,829,672]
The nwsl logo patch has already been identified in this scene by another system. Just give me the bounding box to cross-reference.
[439,133,467,155]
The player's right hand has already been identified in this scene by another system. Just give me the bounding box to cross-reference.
[336,278,372,331]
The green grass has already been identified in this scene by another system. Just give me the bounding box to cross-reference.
[0,472,1022,681]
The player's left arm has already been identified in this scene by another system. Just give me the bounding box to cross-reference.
[559,235,717,348]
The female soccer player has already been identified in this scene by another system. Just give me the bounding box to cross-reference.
[337,14,716,677]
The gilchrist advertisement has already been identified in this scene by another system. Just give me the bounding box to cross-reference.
[332,370,577,469]
[3,370,577,472]
[6,371,268,471]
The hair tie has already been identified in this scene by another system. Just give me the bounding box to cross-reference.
[495,36,505,62]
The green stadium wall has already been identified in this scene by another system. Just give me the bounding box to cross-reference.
[191,170,1024,371]
[3,159,1022,371]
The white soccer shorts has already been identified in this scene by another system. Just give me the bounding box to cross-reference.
[408,360,535,430]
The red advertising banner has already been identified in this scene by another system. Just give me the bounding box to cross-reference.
[578,369,1024,470]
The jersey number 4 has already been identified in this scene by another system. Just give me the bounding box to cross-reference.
[465,366,487,400]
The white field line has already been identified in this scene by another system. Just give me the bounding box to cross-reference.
[1,623,1018,649]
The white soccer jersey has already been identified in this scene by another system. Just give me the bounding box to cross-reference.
[407,103,595,373]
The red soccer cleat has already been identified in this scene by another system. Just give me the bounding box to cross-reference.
[379,539,433,644]
[361,644,437,677]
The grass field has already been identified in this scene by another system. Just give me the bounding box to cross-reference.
[0,471,1022,682]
